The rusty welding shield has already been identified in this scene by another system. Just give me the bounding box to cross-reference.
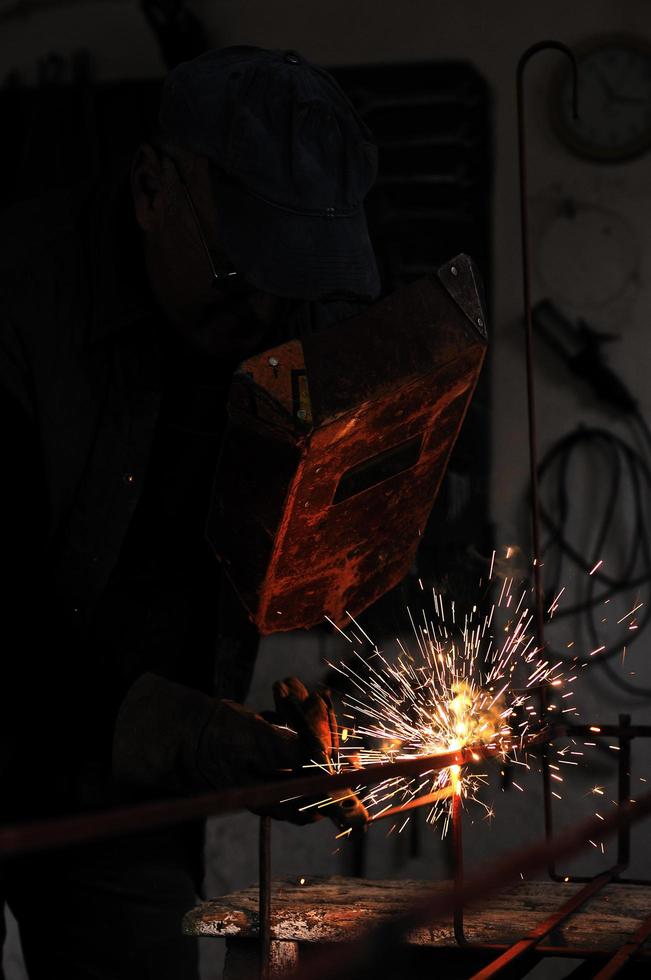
[207,254,487,634]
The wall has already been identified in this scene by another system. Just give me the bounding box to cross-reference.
[2,3,651,978]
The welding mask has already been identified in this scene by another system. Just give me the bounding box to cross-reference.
[207,254,487,634]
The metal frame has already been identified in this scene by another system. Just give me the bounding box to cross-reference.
[444,711,651,978]
[253,713,651,979]
[543,716,651,885]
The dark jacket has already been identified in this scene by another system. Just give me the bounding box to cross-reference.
[0,181,256,817]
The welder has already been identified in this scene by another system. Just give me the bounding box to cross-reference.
[0,47,378,979]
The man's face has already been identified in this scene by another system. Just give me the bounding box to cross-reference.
[132,143,293,358]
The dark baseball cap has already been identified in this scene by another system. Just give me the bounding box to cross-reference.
[159,46,380,301]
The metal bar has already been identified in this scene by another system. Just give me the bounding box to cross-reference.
[551,713,649,882]
[567,725,651,738]
[369,786,454,823]
[0,730,554,859]
[516,38,578,884]
[409,807,421,860]
[350,829,366,878]
[259,815,272,980]
[470,944,649,961]
[538,684,558,878]
[469,868,621,980]
[617,713,632,868]
[593,911,651,979]
[452,789,467,945]
[540,874,651,887]
[596,876,651,886]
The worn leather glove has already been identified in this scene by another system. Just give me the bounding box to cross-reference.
[112,672,367,829]
[113,673,301,791]
[269,676,368,830]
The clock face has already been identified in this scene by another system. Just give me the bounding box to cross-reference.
[555,37,651,161]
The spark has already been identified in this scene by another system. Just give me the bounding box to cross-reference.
[616,602,644,625]
[319,576,586,834]
[324,615,352,642]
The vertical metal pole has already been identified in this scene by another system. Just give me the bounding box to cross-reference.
[351,828,367,877]
[617,713,631,870]
[538,684,558,879]
[452,790,467,945]
[516,41,577,885]
[409,806,421,860]
[259,815,272,980]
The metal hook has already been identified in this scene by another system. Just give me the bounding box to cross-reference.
[516,40,579,653]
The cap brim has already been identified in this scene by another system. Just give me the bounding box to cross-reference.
[211,174,381,302]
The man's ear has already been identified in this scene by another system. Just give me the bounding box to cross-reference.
[131,142,168,233]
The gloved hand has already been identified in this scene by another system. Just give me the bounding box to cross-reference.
[112,672,367,829]
[197,698,303,785]
[268,676,368,830]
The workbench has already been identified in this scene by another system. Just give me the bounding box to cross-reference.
[184,875,651,978]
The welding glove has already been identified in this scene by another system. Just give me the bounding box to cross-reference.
[112,672,366,829]
[113,672,301,792]
[268,676,368,830]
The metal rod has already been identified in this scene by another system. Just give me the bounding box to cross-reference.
[617,713,631,868]
[452,788,466,945]
[593,911,651,979]
[0,729,555,860]
[469,943,649,962]
[516,41,578,886]
[369,785,454,823]
[469,868,621,979]
[259,815,272,980]
[551,713,651,883]
[350,828,366,878]
[540,873,651,887]
[516,39,578,652]
[538,683,558,878]
[567,724,651,738]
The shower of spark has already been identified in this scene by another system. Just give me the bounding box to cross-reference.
[318,551,586,838]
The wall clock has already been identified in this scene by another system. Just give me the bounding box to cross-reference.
[552,35,651,162]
